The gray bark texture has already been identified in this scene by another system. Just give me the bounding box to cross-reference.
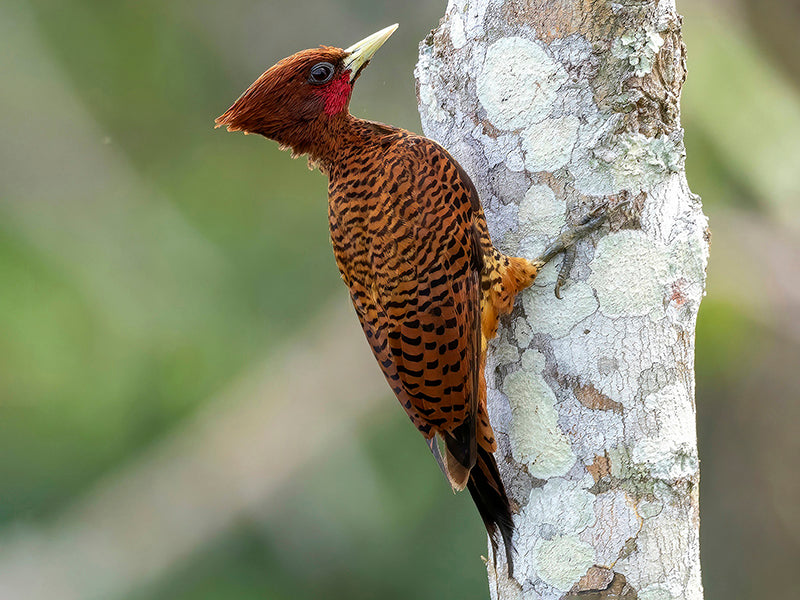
[415,2,708,599]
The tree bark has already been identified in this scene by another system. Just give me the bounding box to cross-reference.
[415,2,708,599]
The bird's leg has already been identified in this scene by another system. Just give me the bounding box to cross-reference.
[534,201,628,298]
[536,207,607,265]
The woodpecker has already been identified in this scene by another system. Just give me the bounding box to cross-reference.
[216,24,609,575]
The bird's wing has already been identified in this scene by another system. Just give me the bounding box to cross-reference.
[347,138,483,490]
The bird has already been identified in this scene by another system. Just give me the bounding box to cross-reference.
[215,24,609,576]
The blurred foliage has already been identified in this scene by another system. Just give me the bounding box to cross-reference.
[0,1,798,599]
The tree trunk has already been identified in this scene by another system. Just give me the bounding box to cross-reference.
[415,2,708,599]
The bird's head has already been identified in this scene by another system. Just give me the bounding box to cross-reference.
[215,24,398,156]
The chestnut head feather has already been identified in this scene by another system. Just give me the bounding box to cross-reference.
[215,24,398,160]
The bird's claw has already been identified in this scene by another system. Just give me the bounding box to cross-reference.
[554,246,577,300]
[537,200,629,298]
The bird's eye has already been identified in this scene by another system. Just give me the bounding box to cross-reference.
[308,62,335,84]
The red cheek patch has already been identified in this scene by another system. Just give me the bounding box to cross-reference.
[314,71,353,116]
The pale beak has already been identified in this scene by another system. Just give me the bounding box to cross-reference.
[343,24,399,82]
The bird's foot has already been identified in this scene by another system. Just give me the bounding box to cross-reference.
[535,200,630,298]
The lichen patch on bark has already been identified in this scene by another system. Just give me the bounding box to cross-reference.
[521,115,581,172]
[517,184,567,251]
[521,476,597,539]
[532,534,596,591]
[477,37,569,129]
[524,279,598,338]
[589,230,671,319]
[503,350,576,478]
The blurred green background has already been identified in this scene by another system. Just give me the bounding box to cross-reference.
[1,1,798,598]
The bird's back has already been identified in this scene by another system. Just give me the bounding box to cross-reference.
[327,120,537,480]
[328,122,480,442]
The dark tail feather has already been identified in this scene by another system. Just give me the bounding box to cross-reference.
[439,419,478,490]
[466,446,515,576]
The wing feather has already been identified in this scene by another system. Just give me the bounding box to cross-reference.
[343,140,483,488]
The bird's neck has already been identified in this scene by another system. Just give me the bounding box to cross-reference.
[301,114,381,174]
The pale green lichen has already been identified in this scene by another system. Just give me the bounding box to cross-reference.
[533,535,596,591]
[638,499,664,519]
[588,231,671,319]
[477,37,568,129]
[601,133,682,191]
[524,477,596,537]
[631,383,699,480]
[503,350,575,478]
[608,445,633,480]
[492,332,520,366]
[570,131,684,196]
[612,28,665,78]
[517,184,566,252]
[521,115,580,172]
[601,133,683,180]
[606,445,657,498]
[513,317,533,348]
[668,224,710,288]
[522,279,598,338]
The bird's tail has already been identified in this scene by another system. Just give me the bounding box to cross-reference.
[467,444,515,576]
